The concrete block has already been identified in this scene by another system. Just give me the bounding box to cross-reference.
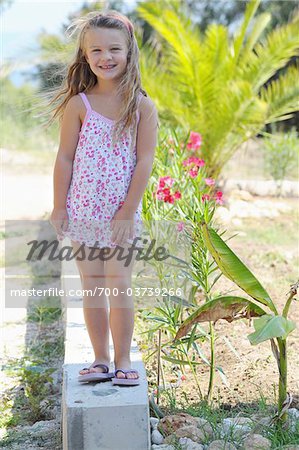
[62,360,150,450]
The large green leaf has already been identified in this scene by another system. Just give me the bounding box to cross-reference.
[201,223,276,312]
[248,314,296,345]
[175,295,267,340]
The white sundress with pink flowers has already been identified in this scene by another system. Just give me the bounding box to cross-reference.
[62,92,143,248]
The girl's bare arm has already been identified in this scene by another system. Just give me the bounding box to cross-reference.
[121,96,158,215]
[53,95,82,209]
[50,95,82,236]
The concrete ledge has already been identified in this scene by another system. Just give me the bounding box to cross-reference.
[220,179,299,197]
[61,252,150,450]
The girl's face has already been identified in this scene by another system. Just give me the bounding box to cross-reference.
[84,27,129,82]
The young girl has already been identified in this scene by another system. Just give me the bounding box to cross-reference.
[50,10,158,385]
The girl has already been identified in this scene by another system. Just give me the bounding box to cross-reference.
[50,10,158,386]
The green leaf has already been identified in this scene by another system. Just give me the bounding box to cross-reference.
[175,295,267,340]
[161,355,201,366]
[201,223,276,312]
[169,295,193,307]
[248,315,296,345]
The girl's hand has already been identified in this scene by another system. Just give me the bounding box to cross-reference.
[50,208,69,240]
[110,207,135,245]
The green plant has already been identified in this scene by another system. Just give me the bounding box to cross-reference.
[27,297,62,324]
[176,223,297,423]
[17,360,56,423]
[261,128,299,191]
[138,0,299,178]
[0,78,58,153]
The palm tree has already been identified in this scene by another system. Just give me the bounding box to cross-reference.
[137,0,299,178]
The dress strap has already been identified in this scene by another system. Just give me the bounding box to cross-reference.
[79,92,92,112]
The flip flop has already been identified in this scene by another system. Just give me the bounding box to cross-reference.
[78,363,114,383]
[112,369,140,386]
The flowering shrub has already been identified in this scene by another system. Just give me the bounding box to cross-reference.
[151,130,225,211]
[141,128,229,401]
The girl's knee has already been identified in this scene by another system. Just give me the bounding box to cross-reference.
[81,274,106,290]
[105,276,131,292]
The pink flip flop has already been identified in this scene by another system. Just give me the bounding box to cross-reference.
[78,363,114,383]
[112,369,140,386]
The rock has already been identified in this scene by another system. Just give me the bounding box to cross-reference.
[22,420,58,438]
[231,217,243,226]
[214,206,232,224]
[251,416,272,433]
[221,417,252,438]
[151,429,164,445]
[288,408,299,421]
[158,413,198,435]
[179,437,204,449]
[163,434,178,446]
[231,189,254,201]
[175,425,206,443]
[242,433,271,449]
[150,417,160,429]
[151,445,175,450]
[194,417,214,438]
[49,405,59,419]
[207,440,237,450]
[286,408,299,432]
[39,398,52,411]
[163,435,177,445]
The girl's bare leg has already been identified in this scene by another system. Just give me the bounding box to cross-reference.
[71,241,110,374]
[105,244,138,380]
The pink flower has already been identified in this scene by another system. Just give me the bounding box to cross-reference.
[156,188,168,200]
[154,177,182,204]
[189,168,199,178]
[205,178,215,186]
[183,157,205,168]
[202,194,210,202]
[181,374,187,381]
[186,131,202,151]
[158,176,175,188]
[177,221,185,232]
[165,195,175,204]
[215,191,224,205]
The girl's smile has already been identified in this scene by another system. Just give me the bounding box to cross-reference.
[99,65,117,70]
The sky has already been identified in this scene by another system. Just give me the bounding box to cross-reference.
[1,0,135,85]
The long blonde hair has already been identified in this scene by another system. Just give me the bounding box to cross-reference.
[48,10,146,143]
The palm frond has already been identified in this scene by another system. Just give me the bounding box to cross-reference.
[259,63,299,123]
[239,19,299,90]
[233,0,261,63]
[243,12,271,54]
[138,2,201,83]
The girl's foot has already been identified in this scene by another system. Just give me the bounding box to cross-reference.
[114,358,139,380]
[79,359,111,375]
